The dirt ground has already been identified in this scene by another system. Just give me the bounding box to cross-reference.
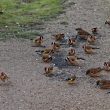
[0,0,110,110]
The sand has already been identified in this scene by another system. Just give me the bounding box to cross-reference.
[0,0,110,110]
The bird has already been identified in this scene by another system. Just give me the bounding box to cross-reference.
[0,72,9,82]
[51,42,61,52]
[44,66,54,77]
[86,67,103,77]
[75,28,92,40]
[91,27,98,34]
[96,80,110,89]
[52,33,65,41]
[66,75,76,85]
[68,48,76,56]
[105,20,110,25]
[42,54,52,63]
[36,47,54,55]
[65,56,79,66]
[31,35,44,47]
[87,35,96,44]
[82,44,99,54]
[68,37,77,46]
[103,62,110,71]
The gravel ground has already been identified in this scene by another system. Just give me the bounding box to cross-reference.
[0,0,110,110]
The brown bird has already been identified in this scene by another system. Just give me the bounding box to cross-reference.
[42,54,52,63]
[86,67,102,77]
[105,20,110,25]
[91,27,98,34]
[87,35,96,44]
[66,75,76,85]
[51,42,61,52]
[68,48,76,56]
[103,62,110,71]
[76,28,91,40]
[68,38,77,46]
[52,33,65,41]
[65,56,79,66]
[82,44,99,54]
[42,47,54,55]
[96,80,110,89]
[44,66,54,77]
[31,36,44,47]
[0,72,9,82]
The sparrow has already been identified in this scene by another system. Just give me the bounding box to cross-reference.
[68,38,77,46]
[86,67,102,77]
[44,66,54,77]
[66,75,76,85]
[87,35,96,44]
[82,44,99,54]
[96,80,110,89]
[31,35,44,47]
[68,48,76,56]
[91,27,98,34]
[52,33,65,41]
[51,42,61,52]
[103,62,110,71]
[42,54,52,63]
[0,72,9,82]
[75,28,91,40]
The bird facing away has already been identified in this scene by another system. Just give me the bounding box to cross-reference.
[42,54,52,63]
[96,80,110,89]
[86,67,103,77]
[44,66,54,77]
[66,75,76,85]
[103,62,110,71]
[75,28,92,40]
[52,33,65,41]
[0,72,9,82]
[31,36,44,47]
[82,44,99,54]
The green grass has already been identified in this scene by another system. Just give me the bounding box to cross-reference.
[0,0,64,26]
[0,0,66,39]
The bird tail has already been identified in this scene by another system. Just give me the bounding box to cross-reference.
[92,47,100,49]
[77,57,85,60]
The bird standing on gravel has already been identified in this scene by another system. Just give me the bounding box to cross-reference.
[52,33,65,41]
[0,72,9,82]
[44,66,54,77]
[82,44,99,54]
[86,67,103,77]
[103,62,110,71]
[96,80,110,89]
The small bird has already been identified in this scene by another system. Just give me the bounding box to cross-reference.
[31,36,44,47]
[68,48,76,56]
[51,42,61,52]
[66,75,76,85]
[42,54,52,63]
[87,35,96,44]
[52,33,65,41]
[91,27,98,34]
[103,62,110,71]
[105,20,110,25]
[76,28,91,40]
[82,44,99,54]
[0,72,9,82]
[44,66,54,77]
[68,38,77,46]
[86,67,102,77]
[96,80,110,89]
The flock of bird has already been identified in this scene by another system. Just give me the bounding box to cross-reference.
[0,19,110,90]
